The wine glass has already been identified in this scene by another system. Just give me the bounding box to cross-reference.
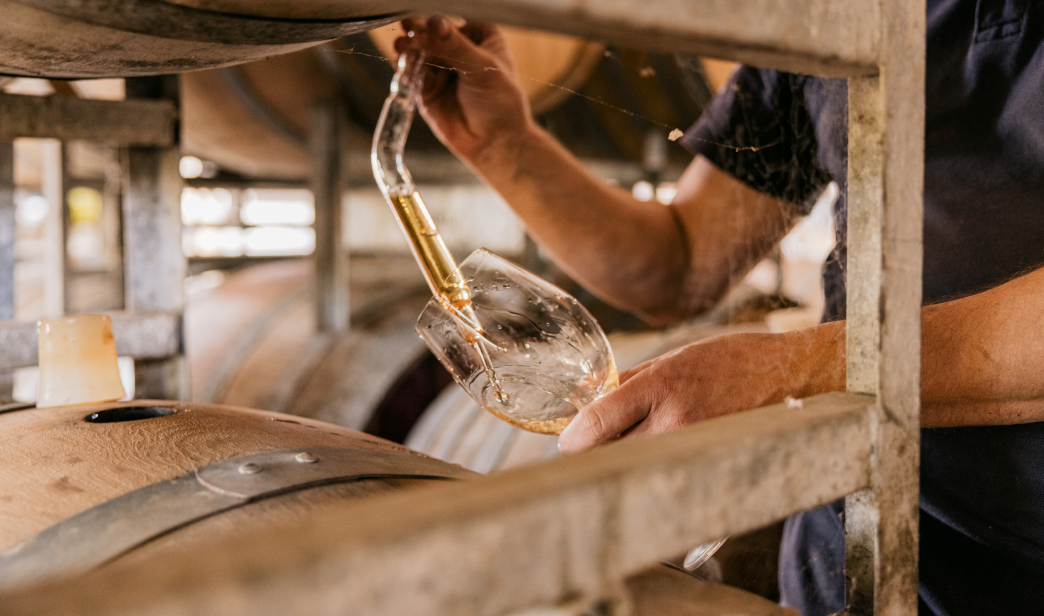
[416,248,618,435]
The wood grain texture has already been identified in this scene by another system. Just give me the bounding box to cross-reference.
[0,400,434,553]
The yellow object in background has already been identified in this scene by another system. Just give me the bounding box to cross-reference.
[67,186,103,225]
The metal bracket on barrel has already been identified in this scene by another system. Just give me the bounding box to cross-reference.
[0,447,475,591]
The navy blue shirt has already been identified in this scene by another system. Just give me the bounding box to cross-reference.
[681,1,1044,614]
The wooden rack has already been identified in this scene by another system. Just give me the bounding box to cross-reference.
[0,78,187,399]
[0,0,924,613]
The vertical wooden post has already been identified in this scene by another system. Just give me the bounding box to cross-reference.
[310,100,350,333]
[0,140,13,322]
[61,146,72,313]
[844,0,925,612]
[122,76,187,400]
[41,140,64,319]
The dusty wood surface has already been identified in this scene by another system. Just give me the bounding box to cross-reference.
[843,0,925,611]
[0,310,181,371]
[414,0,879,77]
[0,400,433,554]
[0,93,176,147]
[0,141,13,321]
[1,392,872,615]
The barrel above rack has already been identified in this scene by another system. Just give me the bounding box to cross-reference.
[0,0,405,78]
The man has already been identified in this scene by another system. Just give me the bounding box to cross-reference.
[398,4,1044,614]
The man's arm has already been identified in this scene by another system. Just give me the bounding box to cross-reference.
[558,266,1044,452]
[402,17,800,325]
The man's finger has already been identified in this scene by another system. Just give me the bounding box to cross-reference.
[423,16,499,78]
[459,20,496,45]
[459,21,509,58]
[558,378,654,454]
[618,356,657,385]
[400,16,425,34]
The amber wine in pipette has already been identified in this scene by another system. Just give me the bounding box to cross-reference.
[389,190,510,404]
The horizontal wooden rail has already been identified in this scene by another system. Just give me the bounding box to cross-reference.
[0,311,181,371]
[410,0,880,76]
[1,392,873,616]
[0,93,176,146]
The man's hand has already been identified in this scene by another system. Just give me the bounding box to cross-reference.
[397,16,533,163]
[558,324,846,454]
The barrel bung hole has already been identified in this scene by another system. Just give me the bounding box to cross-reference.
[84,406,177,423]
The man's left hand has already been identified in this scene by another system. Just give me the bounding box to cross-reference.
[558,325,845,454]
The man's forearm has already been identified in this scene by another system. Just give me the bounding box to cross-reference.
[465,124,802,325]
[795,266,1044,428]
[919,266,1044,427]
[467,123,692,323]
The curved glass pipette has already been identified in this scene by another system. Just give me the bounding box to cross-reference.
[372,49,508,404]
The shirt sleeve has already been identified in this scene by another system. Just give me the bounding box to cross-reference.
[679,66,832,213]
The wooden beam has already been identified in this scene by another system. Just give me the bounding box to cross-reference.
[0,393,872,616]
[120,76,186,400]
[411,0,880,77]
[121,146,184,314]
[843,0,925,612]
[0,311,182,371]
[310,101,350,333]
[0,93,176,147]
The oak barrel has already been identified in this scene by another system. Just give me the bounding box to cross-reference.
[0,0,401,78]
[0,398,473,590]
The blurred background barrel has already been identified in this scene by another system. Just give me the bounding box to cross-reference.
[182,25,607,178]
[185,256,436,433]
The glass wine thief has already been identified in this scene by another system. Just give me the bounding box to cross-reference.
[372,49,617,434]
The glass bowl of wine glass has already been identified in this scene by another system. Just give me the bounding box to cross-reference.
[416,249,618,435]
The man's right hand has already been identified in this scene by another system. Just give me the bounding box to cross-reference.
[396,16,533,164]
